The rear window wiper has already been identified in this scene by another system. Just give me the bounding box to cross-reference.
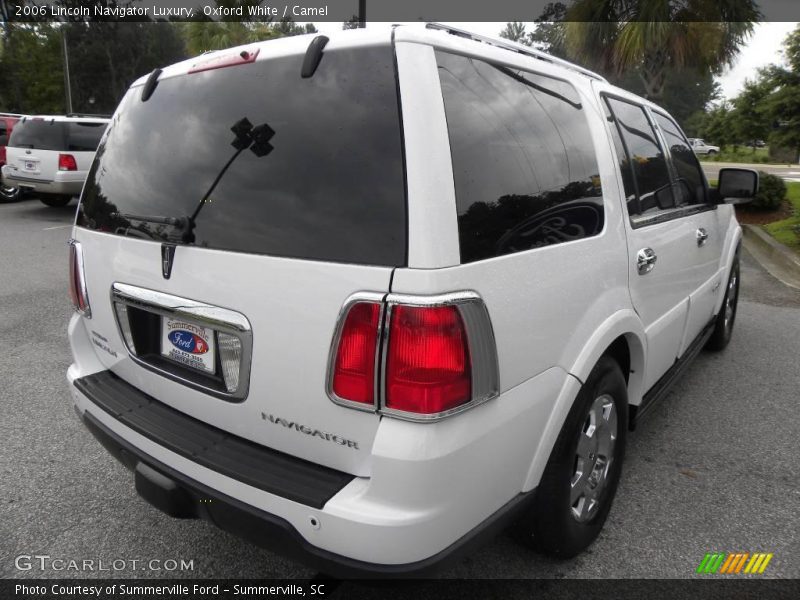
[111,212,193,243]
[111,212,187,227]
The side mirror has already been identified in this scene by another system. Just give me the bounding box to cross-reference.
[715,168,759,205]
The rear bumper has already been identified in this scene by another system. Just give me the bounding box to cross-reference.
[67,312,564,573]
[1,167,85,195]
[77,394,534,577]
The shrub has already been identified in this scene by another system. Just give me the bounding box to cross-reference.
[751,171,786,211]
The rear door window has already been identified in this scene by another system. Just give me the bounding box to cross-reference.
[435,51,604,264]
[78,46,407,267]
[66,122,106,151]
[652,112,707,206]
[8,120,66,150]
[604,97,674,217]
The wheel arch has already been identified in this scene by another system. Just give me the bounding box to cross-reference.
[522,312,646,491]
[565,310,646,408]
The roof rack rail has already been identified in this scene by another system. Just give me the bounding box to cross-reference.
[66,112,111,119]
[425,23,607,83]
[0,112,25,118]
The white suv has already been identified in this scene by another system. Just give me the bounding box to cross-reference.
[66,25,757,576]
[2,115,109,207]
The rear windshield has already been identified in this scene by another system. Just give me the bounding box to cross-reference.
[9,120,106,151]
[77,45,407,267]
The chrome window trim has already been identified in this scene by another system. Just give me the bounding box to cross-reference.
[380,291,500,424]
[325,291,386,413]
[110,282,253,401]
[68,239,91,319]
[629,203,716,229]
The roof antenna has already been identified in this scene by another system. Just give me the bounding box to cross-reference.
[301,36,329,78]
[141,68,162,102]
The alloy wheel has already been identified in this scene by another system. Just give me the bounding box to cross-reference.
[570,394,618,523]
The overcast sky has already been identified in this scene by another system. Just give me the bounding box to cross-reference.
[312,21,798,102]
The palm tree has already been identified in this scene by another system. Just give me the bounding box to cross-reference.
[564,0,759,100]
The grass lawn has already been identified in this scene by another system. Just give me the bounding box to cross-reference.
[764,181,800,251]
[702,146,781,164]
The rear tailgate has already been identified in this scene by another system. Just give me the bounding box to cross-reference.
[5,144,58,183]
[6,119,62,182]
[73,33,405,477]
[75,232,392,476]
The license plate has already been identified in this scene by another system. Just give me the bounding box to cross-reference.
[161,317,216,374]
[24,161,37,171]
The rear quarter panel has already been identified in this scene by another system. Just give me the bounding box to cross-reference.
[394,30,639,492]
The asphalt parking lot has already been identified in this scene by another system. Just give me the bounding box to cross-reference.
[0,195,798,583]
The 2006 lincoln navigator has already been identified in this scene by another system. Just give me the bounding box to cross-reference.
[66,24,757,576]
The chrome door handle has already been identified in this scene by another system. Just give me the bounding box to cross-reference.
[696,228,709,247]
[637,247,657,275]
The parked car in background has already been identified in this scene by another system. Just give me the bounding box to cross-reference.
[688,138,720,155]
[1,115,109,207]
[0,112,24,202]
[66,24,757,576]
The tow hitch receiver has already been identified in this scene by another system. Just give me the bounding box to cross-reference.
[135,462,197,519]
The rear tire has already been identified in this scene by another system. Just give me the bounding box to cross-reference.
[515,356,628,558]
[40,194,73,207]
[0,184,20,203]
[705,255,740,352]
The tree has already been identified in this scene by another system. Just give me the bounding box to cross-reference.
[500,22,529,44]
[528,2,568,59]
[564,0,759,100]
[182,20,279,55]
[270,19,316,36]
[611,65,720,126]
[501,5,723,127]
[64,21,188,114]
[682,110,708,139]
[761,26,800,152]
[0,24,65,113]
[342,17,360,30]
[499,5,569,59]
[704,102,736,147]
[183,18,315,56]
[731,75,772,149]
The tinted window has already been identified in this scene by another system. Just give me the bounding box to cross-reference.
[653,112,706,206]
[78,47,406,267]
[605,98,673,216]
[436,51,603,263]
[603,101,637,212]
[66,122,106,152]
[9,120,66,150]
[8,120,106,151]
[0,122,7,146]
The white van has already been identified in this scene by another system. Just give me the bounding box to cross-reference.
[2,115,109,207]
[65,25,756,576]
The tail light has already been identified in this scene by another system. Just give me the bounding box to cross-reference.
[385,305,471,414]
[328,292,498,421]
[58,154,78,171]
[330,300,382,408]
[68,240,91,317]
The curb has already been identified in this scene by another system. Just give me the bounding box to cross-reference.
[742,224,800,290]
